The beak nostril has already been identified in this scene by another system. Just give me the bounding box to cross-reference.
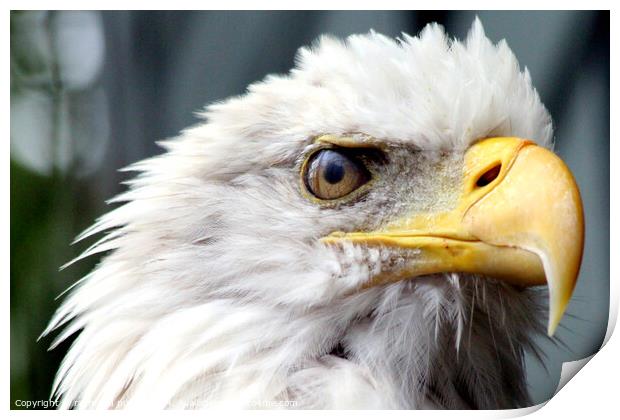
[476,164,502,187]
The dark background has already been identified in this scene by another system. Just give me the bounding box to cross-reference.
[10,10,610,408]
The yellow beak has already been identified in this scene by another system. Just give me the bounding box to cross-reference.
[322,137,584,336]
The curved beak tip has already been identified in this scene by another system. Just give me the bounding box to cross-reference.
[321,137,585,337]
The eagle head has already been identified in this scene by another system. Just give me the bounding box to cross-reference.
[46,19,584,409]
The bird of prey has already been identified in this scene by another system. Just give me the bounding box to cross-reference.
[44,19,584,409]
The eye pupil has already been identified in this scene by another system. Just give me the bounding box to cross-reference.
[303,148,371,200]
[323,161,345,184]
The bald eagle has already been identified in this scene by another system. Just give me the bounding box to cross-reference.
[44,19,584,409]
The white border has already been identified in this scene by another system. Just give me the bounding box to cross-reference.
[1,0,618,11]
[5,3,617,419]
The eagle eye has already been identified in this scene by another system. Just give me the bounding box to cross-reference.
[304,149,371,200]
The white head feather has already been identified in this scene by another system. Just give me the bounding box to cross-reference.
[45,19,552,409]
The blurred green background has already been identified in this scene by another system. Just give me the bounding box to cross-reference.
[10,10,610,409]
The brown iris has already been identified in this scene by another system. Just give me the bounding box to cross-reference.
[304,149,371,200]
